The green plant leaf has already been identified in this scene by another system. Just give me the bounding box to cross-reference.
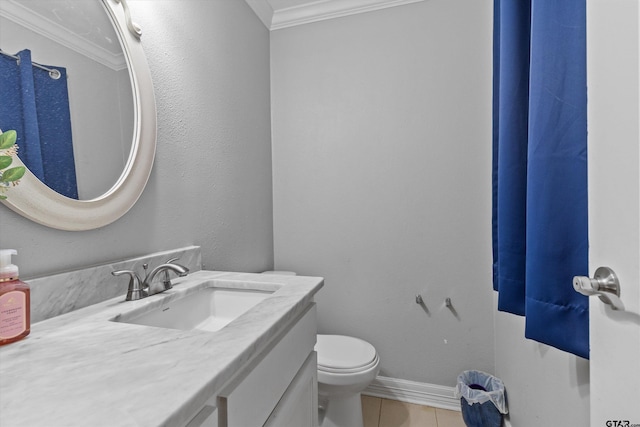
[0,195,6,200]
[0,156,12,169]
[1,166,25,182]
[0,130,17,150]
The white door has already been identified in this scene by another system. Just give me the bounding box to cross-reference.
[587,0,640,424]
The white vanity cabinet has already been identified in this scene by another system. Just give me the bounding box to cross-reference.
[0,269,324,427]
[184,304,318,427]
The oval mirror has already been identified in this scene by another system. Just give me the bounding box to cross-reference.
[0,0,156,231]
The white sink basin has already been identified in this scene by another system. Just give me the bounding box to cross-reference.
[113,287,273,332]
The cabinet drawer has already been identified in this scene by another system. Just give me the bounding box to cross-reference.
[218,304,317,427]
[185,405,218,427]
[263,351,318,427]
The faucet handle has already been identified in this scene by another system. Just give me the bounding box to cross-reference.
[112,270,147,301]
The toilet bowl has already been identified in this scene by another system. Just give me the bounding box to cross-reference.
[316,334,380,427]
[261,271,380,427]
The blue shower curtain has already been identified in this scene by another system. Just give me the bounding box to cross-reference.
[0,49,78,199]
[492,0,589,359]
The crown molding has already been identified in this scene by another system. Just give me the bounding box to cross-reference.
[245,0,424,31]
[0,0,126,71]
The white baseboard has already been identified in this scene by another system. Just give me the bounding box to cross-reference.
[363,376,461,412]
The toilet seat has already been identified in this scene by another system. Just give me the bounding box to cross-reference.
[316,335,378,373]
[317,355,379,374]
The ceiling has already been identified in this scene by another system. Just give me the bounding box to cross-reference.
[0,0,125,70]
[244,0,424,30]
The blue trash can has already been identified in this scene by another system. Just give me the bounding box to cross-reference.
[455,370,507,427]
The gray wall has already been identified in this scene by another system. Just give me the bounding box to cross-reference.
[0,0,274,279]
[271,1,590,426]
[0,1,591,425]
[271,0,495,388]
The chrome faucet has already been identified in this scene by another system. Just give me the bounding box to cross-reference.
[111,258,189,301]
[143,258,189,295]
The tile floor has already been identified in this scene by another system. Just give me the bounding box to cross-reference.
[362,395,466,427]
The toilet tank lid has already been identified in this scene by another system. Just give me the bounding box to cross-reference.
[261,271,297,276]
[315,335,377,370]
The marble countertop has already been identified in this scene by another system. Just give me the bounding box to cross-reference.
[0,270,323,427]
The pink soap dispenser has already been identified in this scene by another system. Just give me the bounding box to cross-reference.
[0,249,30,345]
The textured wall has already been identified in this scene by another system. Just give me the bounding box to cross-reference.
[271,2,590,424]
[271,0,495,387]
[0,0,274,279]
[0,1,591,423]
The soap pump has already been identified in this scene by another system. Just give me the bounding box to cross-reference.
[0,249,30,345]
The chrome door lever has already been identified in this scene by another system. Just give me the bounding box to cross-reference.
[573,267,624,311]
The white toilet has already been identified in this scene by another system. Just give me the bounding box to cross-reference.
[262,271,380,427]
[315,334,380,427]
